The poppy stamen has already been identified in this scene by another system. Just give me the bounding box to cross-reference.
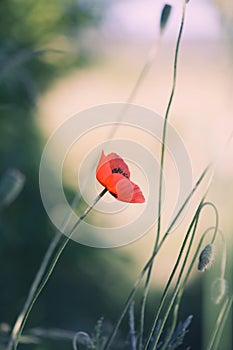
[112,167,129,178]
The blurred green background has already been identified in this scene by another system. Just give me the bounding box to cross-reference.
[0,1,232,349]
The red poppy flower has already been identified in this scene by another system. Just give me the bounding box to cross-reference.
[96,151,145,203]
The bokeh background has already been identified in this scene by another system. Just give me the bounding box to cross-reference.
[0,0,233,349]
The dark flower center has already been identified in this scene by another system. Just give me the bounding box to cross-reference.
[112,167,129,178]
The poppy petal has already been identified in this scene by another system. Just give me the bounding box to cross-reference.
[105,173,126,196]
[96,151,113,186]
[116,179,145,203]
[105,174,145,203]
[96,151,130,186]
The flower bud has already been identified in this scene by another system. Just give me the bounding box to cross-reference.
[211,278,228,305]
[73,331,94,349]
[197,244,215,272]
[160,4,172,33]
[0,168,25,208]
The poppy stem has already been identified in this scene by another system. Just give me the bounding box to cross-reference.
[8,187,108,350]
[138,2,187,349]
[6,190,83,350]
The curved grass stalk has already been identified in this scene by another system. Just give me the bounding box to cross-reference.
[156,0,187,246]
[143,201,202,349]
[145,202,219,349]
[144,203,203,349]
[103,165,210,350]
[138,3,187,346]
[108,35,162,141]
[207,295,233,350]
[219,238,227,278]
[160,297,180,350]
[6,191,84,350]
[159,225,220,350]
[215,229,227,281]
[146,207,220,350]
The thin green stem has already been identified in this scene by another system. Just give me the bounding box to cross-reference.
[219,230,227,279]
[103,165,210,350]
[137,267,152,350]
[164,226,221,349]
[129,302,137,350]
[108,37,162,141]
[144,202,202,350]
[207,295,233,350]
[160,298,180,350]
[165,164,211,236]
[163,225,220,347]
[138,3,187,347]
[208,202,219,244]
[144,202,219,349]
[72,30,163,233]
[138,169,211,348]
[156,0,186,246]
[11,188,107,350]
[102,267,150,350]
[6,191,83,350]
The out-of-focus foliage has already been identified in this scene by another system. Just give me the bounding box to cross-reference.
[0,0,102,107]
[0,2,136,350]
[0,0,100,46]
[213,0,233,43]
[213,0,233,20]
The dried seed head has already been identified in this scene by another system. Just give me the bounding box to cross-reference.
[211,278,228,305]
[198,244,216,272]
[160,4,172,33]
[0,168,25,207]
[73,331,94,349]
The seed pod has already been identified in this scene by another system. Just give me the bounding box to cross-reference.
[160,4,172,33]
[0,168,25,208]
[73,331,94,349]
[211,278,228,304]
[198,244,215,272]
